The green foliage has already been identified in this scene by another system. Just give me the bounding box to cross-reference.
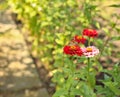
[0,0,8,11]
[8,0,99,66]
[8,0,120,97]
[109,4,120,8]
[96,63,120,97]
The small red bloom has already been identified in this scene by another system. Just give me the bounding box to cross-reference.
[74,35,86,44]
[63,45,83,56]
[63,45,72,55]
[83,28,98,38]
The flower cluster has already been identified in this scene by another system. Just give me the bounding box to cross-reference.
[63,28,99,58]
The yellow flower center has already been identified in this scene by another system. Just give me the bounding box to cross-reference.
[70,46,76,50]
[86,47,92,52]
[88,29,93,32]
[77,36,82,39]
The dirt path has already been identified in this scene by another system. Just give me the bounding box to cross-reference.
[0,10,50,97]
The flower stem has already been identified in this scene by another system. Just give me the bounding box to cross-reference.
[88,37,91,46]
[88,58,90,70]
[87,37,91,86]
[87,57,90,84]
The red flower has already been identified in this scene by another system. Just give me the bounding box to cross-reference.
[83,28,98,38]
[74,35,86,44]
[76,48,83,56]
[63,45,83,56]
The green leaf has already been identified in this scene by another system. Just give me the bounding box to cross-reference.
[95,86,105,95]
[65,75,74,90]
[95,22,100,29]
[111,36,120,41]
[55,38,64,45]
[82,83,96,97]
[62,68,72,74]
[96,39,103,46]
[115,27,120,32]
[41,21,50,27]
[53,89,68,97]
[104,82,120,96]
[77,57,86,63]
[109,4,120,8]
[71,88,82,96]
[74,71,86,80]
[89,72,96,88]
[102,28,109,35]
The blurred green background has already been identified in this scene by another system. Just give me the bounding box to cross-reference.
[0,0,120,96]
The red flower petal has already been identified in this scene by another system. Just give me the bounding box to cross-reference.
[83,28,98,38]
[63,45,83,56]
[74,35,86,44]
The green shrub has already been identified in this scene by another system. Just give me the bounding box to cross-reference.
[8,0,120,96]
[8,0,100,66]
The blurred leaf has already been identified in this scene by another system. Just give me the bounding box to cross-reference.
[55,38,64,45]
[77,57,86,63]
[82,83,96,97]
[103,82,120,96]
[41,21,50,27]
[89,72,96,88]
[53,89,68,97]
[71,88,82,96]
[115,27,120,33]
[0,0,8,10]
[95,22,100,29]
[102,28,109,35]
[109,4,120,8]
[111,36,120,41]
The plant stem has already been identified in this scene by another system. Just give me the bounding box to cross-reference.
[87,37,91,86]
[88,37,91,46]
[87,57,90,84]
[68,57,74,97]
[88,58,90,71]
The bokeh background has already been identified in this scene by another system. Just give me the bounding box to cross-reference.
[0,0,120,97]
